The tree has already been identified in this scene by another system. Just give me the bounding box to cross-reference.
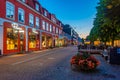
[89,0,120,46]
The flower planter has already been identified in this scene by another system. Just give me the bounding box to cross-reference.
[70,52,100,71]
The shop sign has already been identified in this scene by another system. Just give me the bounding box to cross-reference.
[32,28,38,34]
[12,23,22,30]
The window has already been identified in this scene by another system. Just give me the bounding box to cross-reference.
[6,28,18,50]
[42,20,45,30]
[20,0,25,2]
[6,1,15,20]
[46,22,49,31]
[44,11,47,17]
[35,3,39,11]
[53,26,55,33]
[59,29,62,34]
[56,27,58,34]
[18,8,25,23]
[29,13,34,26]
[36,17,39,29]
[50,24,52,32]
[51,17,56,23]
[29,32,39,48]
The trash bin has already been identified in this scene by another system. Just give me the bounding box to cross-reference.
[110,47,120,64]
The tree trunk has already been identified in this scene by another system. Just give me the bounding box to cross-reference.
[111,38,114,47]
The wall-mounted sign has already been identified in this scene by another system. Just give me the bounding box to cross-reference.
[32,28,38,34]
[11,23,22,30]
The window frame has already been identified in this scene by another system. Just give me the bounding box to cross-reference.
[36,17,39,29]
[46,22,49,31]
[44,11,47,17]
[29,13,34,26]
[35,3,39,11]
[42,20,46,30]
[18,8,25,23]
[49,24,52,32]
[56,27,58,34]
[6,1,15,20]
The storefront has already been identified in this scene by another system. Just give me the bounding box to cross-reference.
[58,34,65,47]
[3,22,26,55]
[42,32,53,49]
[28,28,40,51]
[55,36,59,47]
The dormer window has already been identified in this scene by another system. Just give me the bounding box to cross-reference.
[35,3,39,11]
[20,0,25,2]
[44,11,47,17]
[52,17,56,23]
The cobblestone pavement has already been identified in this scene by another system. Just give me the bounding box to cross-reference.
[0,46,120,80]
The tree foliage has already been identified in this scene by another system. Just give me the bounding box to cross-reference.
[89,0,120,46]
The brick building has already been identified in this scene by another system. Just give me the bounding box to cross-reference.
[0,0,63,55]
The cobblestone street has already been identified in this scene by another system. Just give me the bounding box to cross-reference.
[0,46,120,80]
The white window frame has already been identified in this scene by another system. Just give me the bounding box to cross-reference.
[44,11,47,17]
[53,26,55,33]
[42,20,45,30]
[35,3,39,11]
[29,13,34,26]
[46,22,49,31]
[18,8,25,23]
[50,24,52,32]
[59,29,62,34]
[36,17,39,29]
[56,27,58,34]
[6,1,15,20]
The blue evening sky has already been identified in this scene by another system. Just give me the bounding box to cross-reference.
[38,0,99,38]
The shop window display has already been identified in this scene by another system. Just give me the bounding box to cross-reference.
[29,32,37,48]
[42,36,46,47]
[7,28,18,50]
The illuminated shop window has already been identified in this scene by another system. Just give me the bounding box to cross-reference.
[42,36,46,47]
[18,8,25,23]
[6,1,15,20]
[29,32,36,48]
[6,28,18,50]
[47,36,52,47]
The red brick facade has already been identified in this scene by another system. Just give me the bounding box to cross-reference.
[0,0,63,55]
